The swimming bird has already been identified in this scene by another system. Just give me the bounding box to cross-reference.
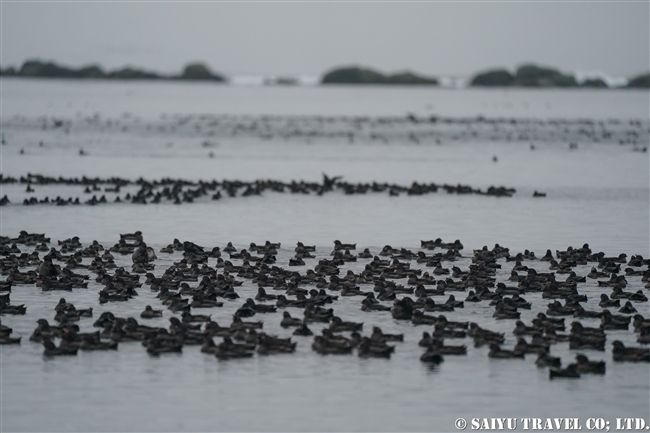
[140,305,163,319]
[293,323,313,336]
[535,349,561,368]
[329,316,363,332]
[575,354,605,374]
[357,337,394,358]
[549,363,580,379]
[280,312,302,328]
[333,240,356,251]
[612,341,650,362]
[488,344,524,359]
[43,340,78,356]
[420,346,444,363]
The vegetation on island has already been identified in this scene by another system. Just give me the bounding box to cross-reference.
[0,59,226,82]
[321,66,438,85]
[470,64,650,89]
[627,73,650,88]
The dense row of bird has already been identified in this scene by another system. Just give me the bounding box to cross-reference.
[0,173,520,207]
[4,113,648,150]
[1,230,649,378]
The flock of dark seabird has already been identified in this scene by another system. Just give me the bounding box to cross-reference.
[5,113,648,152]
[0,173,521,208]
[1,231,650,378]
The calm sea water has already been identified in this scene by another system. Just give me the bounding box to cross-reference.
[0,78,649,432]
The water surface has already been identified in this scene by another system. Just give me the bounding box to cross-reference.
[1,80,648,432]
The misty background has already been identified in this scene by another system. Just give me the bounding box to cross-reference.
[2,1,648,80]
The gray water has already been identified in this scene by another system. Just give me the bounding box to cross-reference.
[0,79,649,432]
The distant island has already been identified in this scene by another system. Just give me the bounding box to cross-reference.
[321,64,648,88]
[1,59,648,88]
[470,64,649,89]
[627,73,650,88]
[0,59,226,82]
[321,66,438,85]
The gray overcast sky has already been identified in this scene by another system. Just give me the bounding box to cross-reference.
[2,1,648,78]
